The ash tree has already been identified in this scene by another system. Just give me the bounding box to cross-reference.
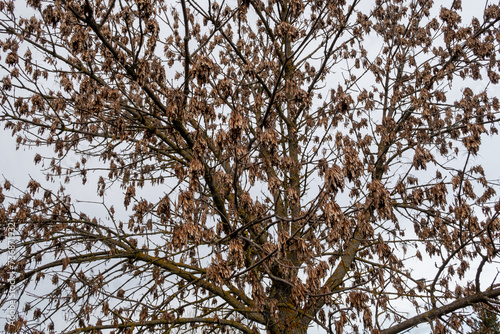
[1,0,500,333]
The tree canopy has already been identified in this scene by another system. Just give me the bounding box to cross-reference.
[1,0,500,333]
[469,309,500,334]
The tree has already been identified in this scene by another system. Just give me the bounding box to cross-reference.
[0,0,500,333]
[469,309,500,334]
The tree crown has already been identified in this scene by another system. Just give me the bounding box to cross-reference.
[1,0,500,333]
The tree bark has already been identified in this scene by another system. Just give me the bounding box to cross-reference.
[381,287,500,334]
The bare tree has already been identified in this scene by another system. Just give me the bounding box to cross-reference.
[1,0,500,333]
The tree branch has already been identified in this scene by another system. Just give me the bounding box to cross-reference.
[380,287,500,334]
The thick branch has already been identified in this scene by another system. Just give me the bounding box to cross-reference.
[132,251,264,324]
[64,316,256,334]
[380,287,500,334]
